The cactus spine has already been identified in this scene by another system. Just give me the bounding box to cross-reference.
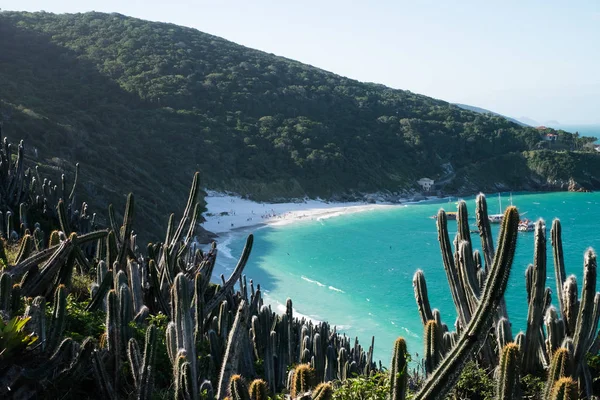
[389,337,407,400]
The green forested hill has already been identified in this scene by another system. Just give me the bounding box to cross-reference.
[0,11,596,238]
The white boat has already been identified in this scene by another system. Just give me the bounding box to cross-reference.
[488,193,504,224]
[518,218,545,232]
[518,219,535,232]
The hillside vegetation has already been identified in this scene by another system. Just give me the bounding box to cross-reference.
[0,11,597,239]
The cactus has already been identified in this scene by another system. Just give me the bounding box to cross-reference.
[0,238,7,265]
[127,325,157,400]
[424,320,443,376]
[544,347,573,399]
[15,234,34,264]
[0,272,11,313]
[413,270,433,326]
[49,230,60,247]
[46,284,67,354]
[171,273,198,399]
[117,193,134,268]
[337,347,347,381]
[389,337,407,400]
[57,200,70,234]
[496,317,513,350]
[106,289,121,389]
[436,209,471,328]
[562,276,578,336]
[523,220,548,373]
[312,382,333,400]
[217,300,250,399]
[414,206,519,400]
[290,364,314,398]
[544,306,564,360]
[550,377,578,400]
[496,342,521,400]
[248,379,268,400]
[551,219,567,318]
[229,375,250,400]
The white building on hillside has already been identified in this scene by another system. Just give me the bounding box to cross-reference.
[417,178,434,191]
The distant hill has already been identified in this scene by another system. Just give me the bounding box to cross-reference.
[0,11,597,239]
[517,116,540,126]
[453,103,529,126]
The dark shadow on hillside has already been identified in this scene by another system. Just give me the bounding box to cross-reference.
[0,17,201,242]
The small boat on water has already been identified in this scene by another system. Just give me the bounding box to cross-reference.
[518,219,535,232]
[518,218,545,232]
[431,211,457,220]
[488,193,510,224]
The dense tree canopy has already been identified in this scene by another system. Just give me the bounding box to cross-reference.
[0,11,596,238]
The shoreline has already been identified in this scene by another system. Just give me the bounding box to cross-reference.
[200,189,593,239]
[201,191,439,237]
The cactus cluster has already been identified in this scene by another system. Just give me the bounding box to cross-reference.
[2,134,599,400]
[412,194,600,399]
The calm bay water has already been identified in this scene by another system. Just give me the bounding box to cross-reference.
[220,192,600,363]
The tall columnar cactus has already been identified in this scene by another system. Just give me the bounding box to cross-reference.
[523,220,548,373]
[290,364,314,398]
[496,342,521,400]
[128,325,158,400]
[0,272,11,313]
[413,270,433,326]
[170,273,198,399]
[544,306,565,360]
[572,249,597,398]
[15,234,34,264]
[551,220,567,328]
[424,320,443,376]
[436,208,471,328]
[248,379,268,400]
[229,375,250,400]
[217,300,250,400]
[562,276,578,336]
[337,347,348,381]
[414,206,519,400]
[106,289,122,389]
[117,193,134,269]
[47,284,67,354]
[550,377,578,400]
[544,347,573,399]
[496,317,513,350]
[389,337,407,400]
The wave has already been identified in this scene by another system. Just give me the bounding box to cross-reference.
[215,234,236,260]
[301,276,345,293]
[301,276,325,287]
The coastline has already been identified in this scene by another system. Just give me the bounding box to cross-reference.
[202,191,419,237]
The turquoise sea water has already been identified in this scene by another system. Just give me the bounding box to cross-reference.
[549,124,600,143]
[219,192,600,363]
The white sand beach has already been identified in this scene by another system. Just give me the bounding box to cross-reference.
[202,191,400,235]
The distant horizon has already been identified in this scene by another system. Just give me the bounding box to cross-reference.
[2,2,600,124]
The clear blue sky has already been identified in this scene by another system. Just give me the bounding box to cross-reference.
[4,1,600,124]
